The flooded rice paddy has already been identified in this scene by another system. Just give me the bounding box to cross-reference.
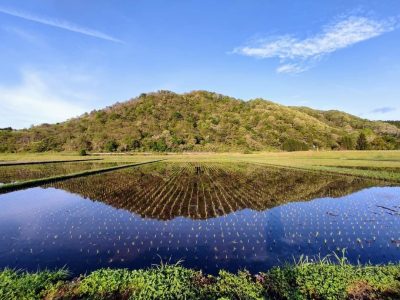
[0,162,399,275]
[0,161,121,184]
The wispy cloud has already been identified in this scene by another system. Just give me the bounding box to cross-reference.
[0,6,123,43]
[0,69,91,129]
[276,63,308,74]
[234,15,398,73]
[370,107,396,114]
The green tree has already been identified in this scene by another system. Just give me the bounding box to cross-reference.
[340,135,355,150]
[356,133,368,150]
[104,140,119,152]
[370,136,386,150]
[150,139,168,152]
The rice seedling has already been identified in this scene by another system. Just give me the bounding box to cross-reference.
[0,161,122,184]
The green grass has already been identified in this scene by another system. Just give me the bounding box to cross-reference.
[1,150,400,182]
[265,252,400,300]
[0,268,69,300]
[236,150,400,182]
[1,256,399,300]
[0,158,103,166]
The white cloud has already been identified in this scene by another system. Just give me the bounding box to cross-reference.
[234,15,398,73]
[276,63,308,74]
[0,6,123,43]
[0,69,89,129]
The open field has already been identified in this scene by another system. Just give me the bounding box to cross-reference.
[2,150,399,164]
[1,150,399,181]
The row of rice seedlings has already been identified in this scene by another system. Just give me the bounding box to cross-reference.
[49,163,185,218]
[214,162,386,211]
[126,163,189,219]
[143,164,190,217]
[0,162,121,184]
[47,162,386,221]
[158,164,196,218]
[204,163,264,211]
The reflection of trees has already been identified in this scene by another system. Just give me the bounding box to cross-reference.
[49,163,386,220]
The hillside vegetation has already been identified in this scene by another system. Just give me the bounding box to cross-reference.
[1,90,399,152]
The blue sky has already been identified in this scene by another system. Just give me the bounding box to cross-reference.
[0,0,399,128]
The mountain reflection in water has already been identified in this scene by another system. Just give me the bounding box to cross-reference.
[48,162,387,220]
[0,162,398,275]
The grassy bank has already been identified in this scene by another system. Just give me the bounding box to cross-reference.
[1,257,399,300]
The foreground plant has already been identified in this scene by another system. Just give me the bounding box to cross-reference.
[0,268,69,300]
[1,255,399,300]
[265,252,400,300]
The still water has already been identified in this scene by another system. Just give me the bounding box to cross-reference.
[0,163,398,275]
[0,161,121,184]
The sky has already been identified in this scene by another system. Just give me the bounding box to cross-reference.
[0,0,400,129]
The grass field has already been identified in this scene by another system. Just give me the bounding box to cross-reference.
[1,150,399,181]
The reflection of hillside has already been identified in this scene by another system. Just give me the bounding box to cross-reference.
[48,163,387,220]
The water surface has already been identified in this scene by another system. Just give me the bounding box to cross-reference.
[0,162,398,274]
[0,161,122,184]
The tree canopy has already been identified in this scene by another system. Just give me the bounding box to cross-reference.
[1,91,399,153]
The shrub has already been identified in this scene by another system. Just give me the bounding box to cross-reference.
[104,140,119,152]
[150,139,168,152]
[202,270,264,300]
[77,265,200,299]
[340,135,355,150]
[356,133,368,150]
[173,111,183,120]
[79,149,87,156]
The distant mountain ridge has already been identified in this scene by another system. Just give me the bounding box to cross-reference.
[1,90,399,152]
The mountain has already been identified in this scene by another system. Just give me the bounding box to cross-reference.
[1,90,399,152]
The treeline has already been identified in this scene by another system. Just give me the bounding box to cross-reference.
[1,91,399,153]
[385,120,400,129]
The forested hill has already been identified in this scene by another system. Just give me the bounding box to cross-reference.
[384,120,400,129]
[1,90,399,152]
